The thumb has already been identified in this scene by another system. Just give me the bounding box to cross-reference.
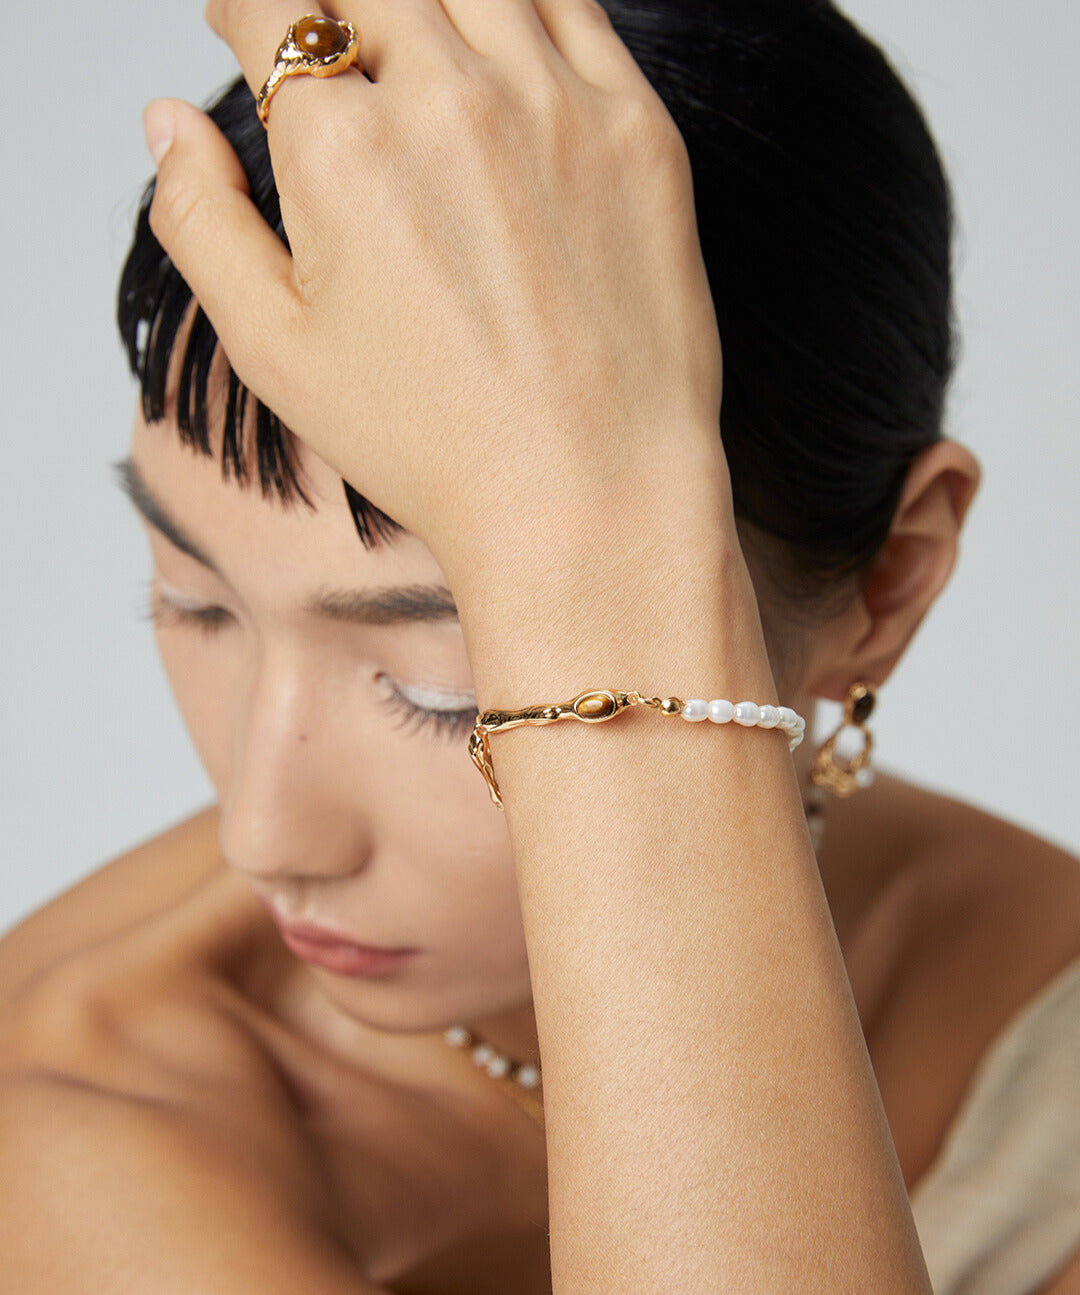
[143,97,307,429]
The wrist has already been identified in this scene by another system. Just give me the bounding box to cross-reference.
[442,420,735,597]
[445,463,776,711]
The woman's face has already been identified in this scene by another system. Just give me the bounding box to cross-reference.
[126,402,532,1034]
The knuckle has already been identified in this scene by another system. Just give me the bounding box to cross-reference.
[575,0,614,30]
[422,77,501,137]
[204,0,259,40]
[543,0,610,23]
[525,68,577,132]
[610,92,691,177]
[274,103,394,202]
[276,106,345,175]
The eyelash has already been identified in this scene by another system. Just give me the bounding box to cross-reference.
[142,584,233,634]
[376,682,479,741]
[139,583,478,742]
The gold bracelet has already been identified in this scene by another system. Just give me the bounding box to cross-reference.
[468,688,806,810]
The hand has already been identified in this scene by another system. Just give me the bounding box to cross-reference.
[143,1,729,582]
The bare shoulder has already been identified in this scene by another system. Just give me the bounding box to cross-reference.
[0,804,225,1001]
[0,1068,385,1293]
[836,771,1080,1190]
[0,811,385,1292]
[0,807,305,1191]
[0,802,308,1128]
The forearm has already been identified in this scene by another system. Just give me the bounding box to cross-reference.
[452,462,931,1293]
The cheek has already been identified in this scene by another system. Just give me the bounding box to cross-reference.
[154,628,242,795]
[157,626,528,973]
[383,752,527,957]
[391,746,516,894]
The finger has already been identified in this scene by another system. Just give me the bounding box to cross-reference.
[144,97,310,433]
[430,0,556,62]
[205,0,332,101]
[204,0,376,146]
[330,1,466,80]
[532,0,651,94]
[205,0,454,96]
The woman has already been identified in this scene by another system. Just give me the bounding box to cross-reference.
[2,0,1078,1290]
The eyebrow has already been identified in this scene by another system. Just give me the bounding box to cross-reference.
[113,455,459,626]
[115,454,224,575]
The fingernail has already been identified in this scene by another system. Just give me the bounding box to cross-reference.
[142,99,175,166]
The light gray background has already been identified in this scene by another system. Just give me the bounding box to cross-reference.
[2,2,1078,935]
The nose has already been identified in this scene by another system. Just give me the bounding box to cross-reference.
[216,652,373,884]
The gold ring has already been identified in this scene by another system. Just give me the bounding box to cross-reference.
[257,15,362,128]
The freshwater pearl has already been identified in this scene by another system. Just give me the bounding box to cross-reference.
[733,701,761,726]
[832,725,867,761]
[681,697,806,737]
[445,1025,543,1090]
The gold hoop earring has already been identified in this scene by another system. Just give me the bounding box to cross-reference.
[811,682,877,797]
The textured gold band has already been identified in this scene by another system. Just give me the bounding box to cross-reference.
[257,16,361,128]
[469,689,677,809]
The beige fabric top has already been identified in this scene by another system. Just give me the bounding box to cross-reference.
[909,953,1080,1295]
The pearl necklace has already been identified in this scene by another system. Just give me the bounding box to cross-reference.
[442,1023,545,1124]
[443,792,827,1126]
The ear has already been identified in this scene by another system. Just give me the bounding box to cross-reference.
[808,440,981,702]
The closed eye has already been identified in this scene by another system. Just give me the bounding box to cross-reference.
[139,581,477,743]
[140,581,234,633]
[377,678,479,743]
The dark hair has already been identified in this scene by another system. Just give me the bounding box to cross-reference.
[117,0,956,614]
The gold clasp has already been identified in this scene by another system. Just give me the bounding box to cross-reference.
[469,688,643,809]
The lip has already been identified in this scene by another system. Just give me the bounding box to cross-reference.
[258,898,420,976]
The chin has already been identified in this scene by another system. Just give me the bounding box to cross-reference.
[318,966,533,1036]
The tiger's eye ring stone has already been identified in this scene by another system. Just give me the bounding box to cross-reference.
[257,16,361,127]
[294,16,351,59]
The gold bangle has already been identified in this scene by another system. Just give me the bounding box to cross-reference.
[468,688,805,810]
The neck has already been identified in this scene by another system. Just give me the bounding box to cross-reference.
[463,1002,543,1068]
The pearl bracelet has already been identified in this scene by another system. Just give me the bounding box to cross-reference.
[470,687,806,810]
